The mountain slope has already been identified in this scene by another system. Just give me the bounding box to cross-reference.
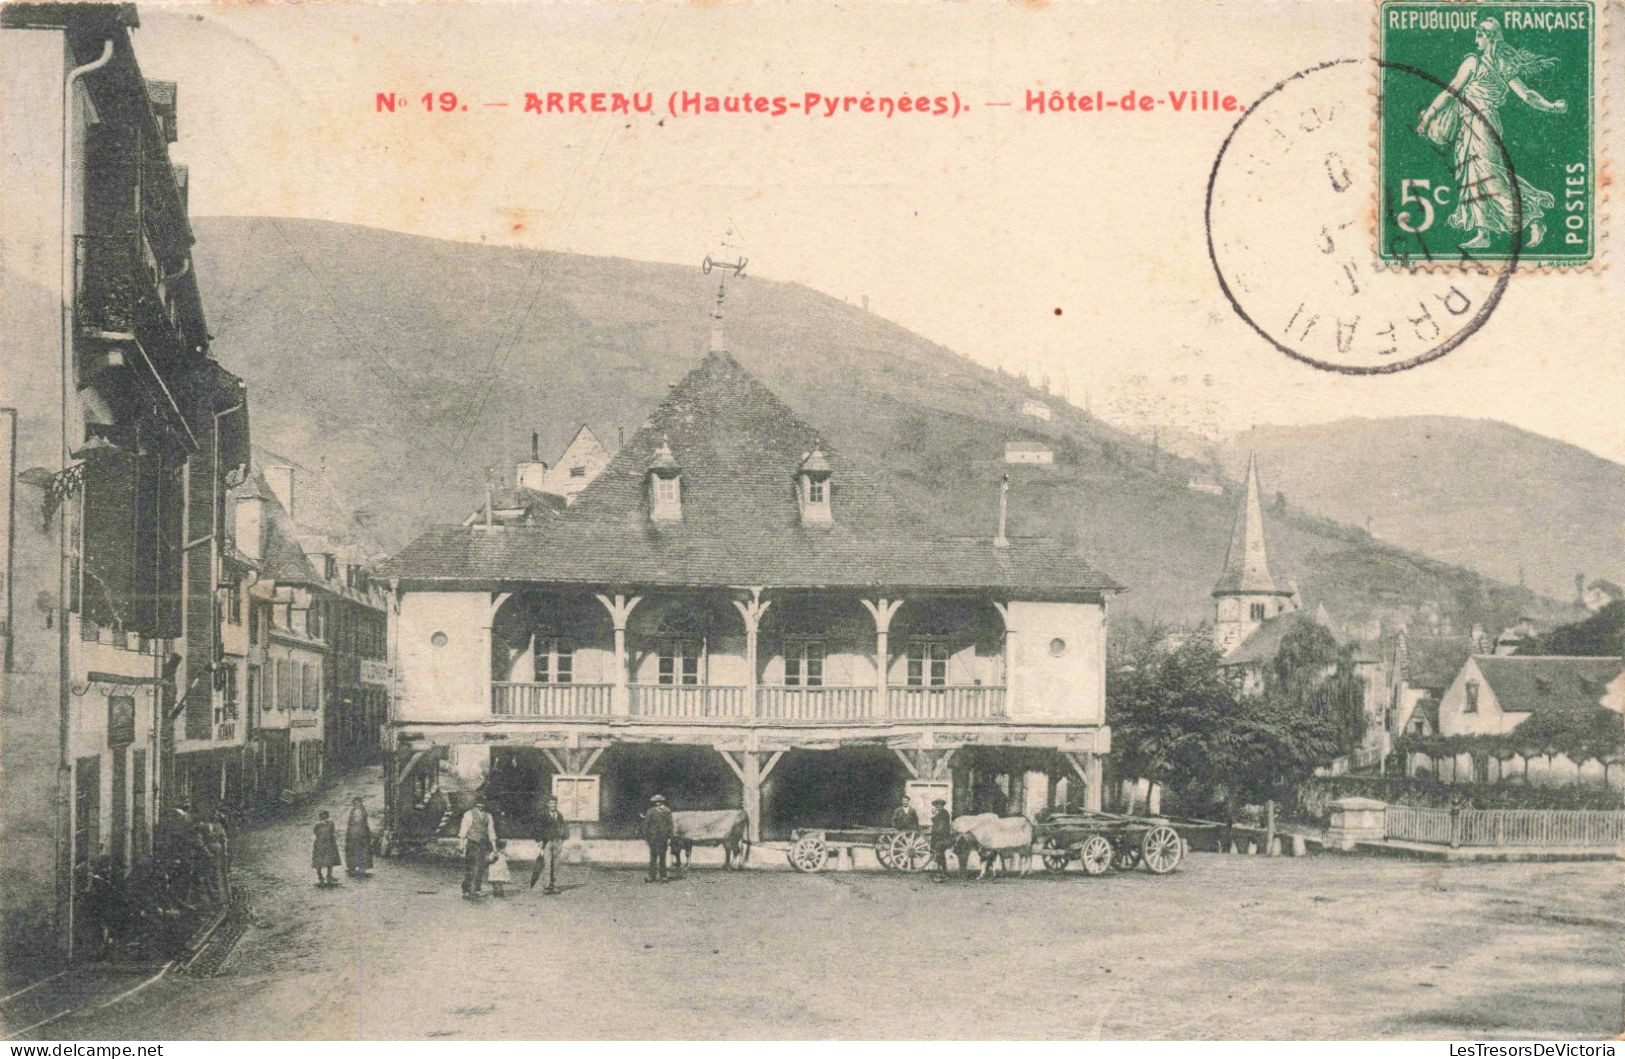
[190,216,1566,631]
[1218,419,1625,603]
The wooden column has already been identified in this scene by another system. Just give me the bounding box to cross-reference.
[595,593,642,716]
[1062,752,1104,812]
[861,598,904,716]
[731,588,770,719]
[722,748,783,844]
[993,601,1016,716]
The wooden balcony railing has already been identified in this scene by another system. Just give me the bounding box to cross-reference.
[629,684,748,719]
[488,683,1008,722]
[755,685,877,721]
[887,685,1007,720]
[492,682,614,717]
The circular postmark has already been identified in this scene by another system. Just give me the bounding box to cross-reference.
[1206,58,1523,375]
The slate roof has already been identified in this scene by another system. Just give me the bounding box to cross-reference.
[1405,635,1476,693]
[467,486,567,525]
[382,352,1122,595]
[261,492,320,584]
[1472,656,1624,719]
[1221,609,1322,667]
[1213,453,1292,597]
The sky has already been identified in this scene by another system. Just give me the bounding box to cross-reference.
[129,0,1625,462]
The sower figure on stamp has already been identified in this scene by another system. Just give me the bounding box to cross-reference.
[458,795,498,898]
[530,795,569,894]
[1416,18,1567,249]
[643,794,674,883]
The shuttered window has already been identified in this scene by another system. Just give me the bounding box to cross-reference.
[80,448,138,633]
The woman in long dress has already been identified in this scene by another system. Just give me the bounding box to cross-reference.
[311,811,341,887]
[344,797,374,876]
[1415,18,1568,249]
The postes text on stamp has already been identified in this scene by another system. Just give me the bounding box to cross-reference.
[1378,0,1597,267]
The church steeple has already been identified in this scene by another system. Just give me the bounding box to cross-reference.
[1212,453,1296,653]
[1214,453,1282,597]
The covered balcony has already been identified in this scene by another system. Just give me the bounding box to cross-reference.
[487,588,1010,724]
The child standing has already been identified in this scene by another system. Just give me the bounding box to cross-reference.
[487,839,511,897]
[311,810,341,887]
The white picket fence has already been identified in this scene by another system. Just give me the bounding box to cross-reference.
[1385,806,1625,848]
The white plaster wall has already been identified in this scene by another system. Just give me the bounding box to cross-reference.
[1005,600,1105,724]
[1438,660,1526,736]
[397,591,491,721]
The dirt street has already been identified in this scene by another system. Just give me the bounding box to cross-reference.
[20,768,1624,1040]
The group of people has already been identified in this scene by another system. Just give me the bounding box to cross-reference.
[453,793,570,899]
[310,797,375,886]
[79,801,234,960]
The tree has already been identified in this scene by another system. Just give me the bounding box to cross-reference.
[1108,622,1243,815]
[1517,601,1625,657]
[1265,620,1368,757]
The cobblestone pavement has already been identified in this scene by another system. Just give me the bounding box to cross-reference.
[15,767,1624,1040]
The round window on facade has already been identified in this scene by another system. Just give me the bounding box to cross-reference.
[430,631,449,649]
[1049,637,1067,657]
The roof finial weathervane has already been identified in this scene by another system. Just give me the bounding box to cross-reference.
[701,223,747,354]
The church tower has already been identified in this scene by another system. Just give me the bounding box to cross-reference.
[1212,453,1297,654]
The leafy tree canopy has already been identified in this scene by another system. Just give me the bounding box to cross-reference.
[1517,600,1625,657]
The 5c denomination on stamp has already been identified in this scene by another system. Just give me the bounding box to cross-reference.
[1379,0,1598,267]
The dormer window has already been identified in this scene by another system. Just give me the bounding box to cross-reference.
[648,438,682,522]
[798,447,832,525]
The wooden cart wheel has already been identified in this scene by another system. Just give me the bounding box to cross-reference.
[887,831,931,872]
[1140,825,1183,874]
[1040,839,1071,874]
[1078,835,1113,876]
[789,833,828,873]
[877,831,903,870]
[1112,845,1142,871]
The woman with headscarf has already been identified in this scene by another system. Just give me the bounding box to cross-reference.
[1415,18,1568,249]
[344,796,374,877]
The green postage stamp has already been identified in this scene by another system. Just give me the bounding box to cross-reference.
[1378,1,1598,267]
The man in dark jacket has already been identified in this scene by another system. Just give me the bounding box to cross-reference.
[929,798,953,882]
[890,796,920,832]
[643,794,674,882]
[530,795,570,894]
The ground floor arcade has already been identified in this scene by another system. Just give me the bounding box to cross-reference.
[383,721,1108,844]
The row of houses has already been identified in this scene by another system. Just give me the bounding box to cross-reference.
[1206,456,1624,789]
[0,4,388,966]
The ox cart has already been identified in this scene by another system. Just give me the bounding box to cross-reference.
[786,826,933,873]
[1032,811,1222,876]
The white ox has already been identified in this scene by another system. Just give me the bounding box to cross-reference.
[669,809,751,870]
[955,815,1035,879]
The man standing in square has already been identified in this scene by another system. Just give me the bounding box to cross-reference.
[643,794,674,883]
[458,795,498,898]
[530,795,569,894]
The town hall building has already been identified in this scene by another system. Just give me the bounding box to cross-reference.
[380,338,1121,843]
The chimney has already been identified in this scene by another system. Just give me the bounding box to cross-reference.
[617,425,625,450]
[264,464,295,519]
[483,467,495,530]
[995,474,1010,549]
[515,430,548,492]
[1576,572,1586,604]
